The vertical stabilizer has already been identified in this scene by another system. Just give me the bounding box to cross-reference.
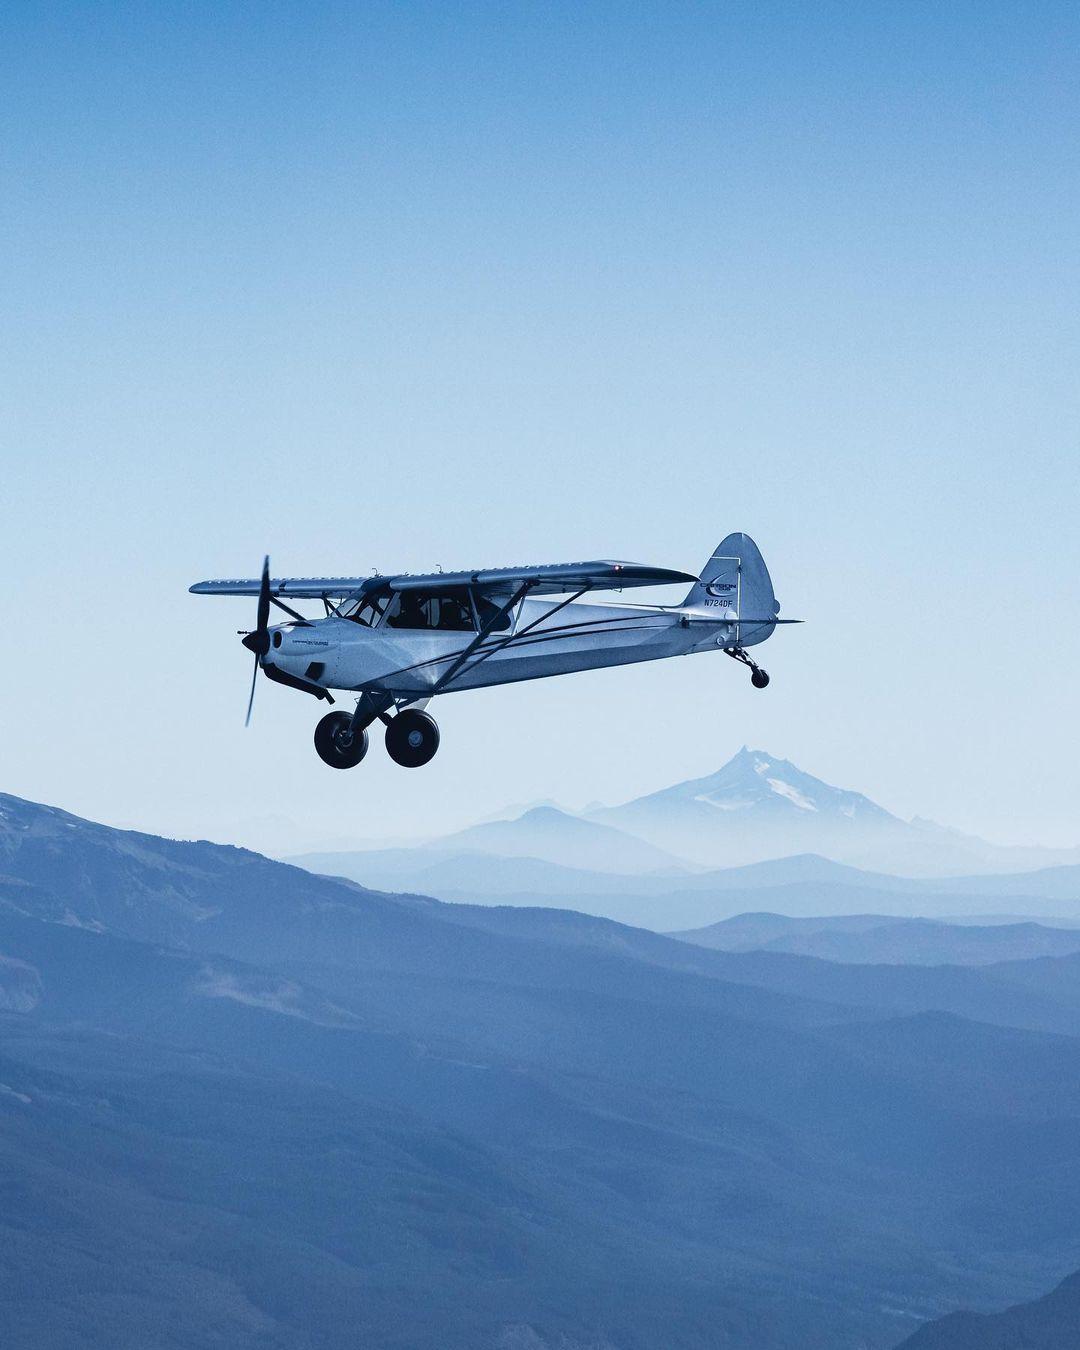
[683,532,778,645]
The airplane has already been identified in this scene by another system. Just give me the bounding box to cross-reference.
[189,532,797,769]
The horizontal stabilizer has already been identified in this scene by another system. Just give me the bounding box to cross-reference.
[680,614,802,623]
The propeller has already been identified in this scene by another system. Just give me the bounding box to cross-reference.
[240,556,272,726]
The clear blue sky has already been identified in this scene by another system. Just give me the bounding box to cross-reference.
[2,2,1077,853]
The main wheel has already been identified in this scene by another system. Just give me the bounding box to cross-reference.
[751,668,770,689]
[314,711,369,769]
[385,709,440,768]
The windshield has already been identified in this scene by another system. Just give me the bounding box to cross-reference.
[343,594,389,627]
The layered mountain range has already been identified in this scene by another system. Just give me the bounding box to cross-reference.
[294,749,1080,931]
[2,788,1080,1348]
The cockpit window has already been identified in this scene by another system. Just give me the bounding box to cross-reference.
[383,589,476,632]
[343,594,389,627]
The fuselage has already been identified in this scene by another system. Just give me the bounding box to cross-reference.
[263,596,771,699]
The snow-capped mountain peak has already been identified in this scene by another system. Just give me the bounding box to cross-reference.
[587,749,1080,873]
[587,749,905,867]
[672,748,895,823]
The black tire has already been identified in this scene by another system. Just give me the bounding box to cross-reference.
[751,668,770,689]
[314,711,369,769]
[385,709,440,768]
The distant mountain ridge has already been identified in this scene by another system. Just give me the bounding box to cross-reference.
[296,845,1080,939]
[436,804,687,874]
[671,912,1080,966]
[293,751,1080,923]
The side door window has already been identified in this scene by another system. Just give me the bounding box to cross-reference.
[382,590,476,632]
[473,592,518,633]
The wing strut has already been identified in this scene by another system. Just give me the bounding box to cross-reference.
[430,582,533,694]
[268,595,312,624]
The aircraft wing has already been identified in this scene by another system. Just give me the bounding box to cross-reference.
[189,576,381,599]
[190,561,696,599]
[388,561,696,595]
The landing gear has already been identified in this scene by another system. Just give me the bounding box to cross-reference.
[385,709,440,768]
[316,700,441,769]
[724,646,770,689]
[314,711,369,769]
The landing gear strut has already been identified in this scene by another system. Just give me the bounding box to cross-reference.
[724,646,770,689]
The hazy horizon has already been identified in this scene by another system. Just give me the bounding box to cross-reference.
[11,740,1075,871]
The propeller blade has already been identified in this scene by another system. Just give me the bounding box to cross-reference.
[240,555,273,654]
[256,555,271,636]
[244,653,259,726]
[240,555,272,723]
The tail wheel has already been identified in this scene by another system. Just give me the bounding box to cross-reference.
[385,709,440,768]
[751,669,770,689]
[314,711,369,769]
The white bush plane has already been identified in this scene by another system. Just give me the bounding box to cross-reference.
[190,533,795,769]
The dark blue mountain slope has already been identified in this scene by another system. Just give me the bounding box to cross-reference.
[2,791,1080,1349]
[0,792,852,1030]
[895,1269,1080,1349]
